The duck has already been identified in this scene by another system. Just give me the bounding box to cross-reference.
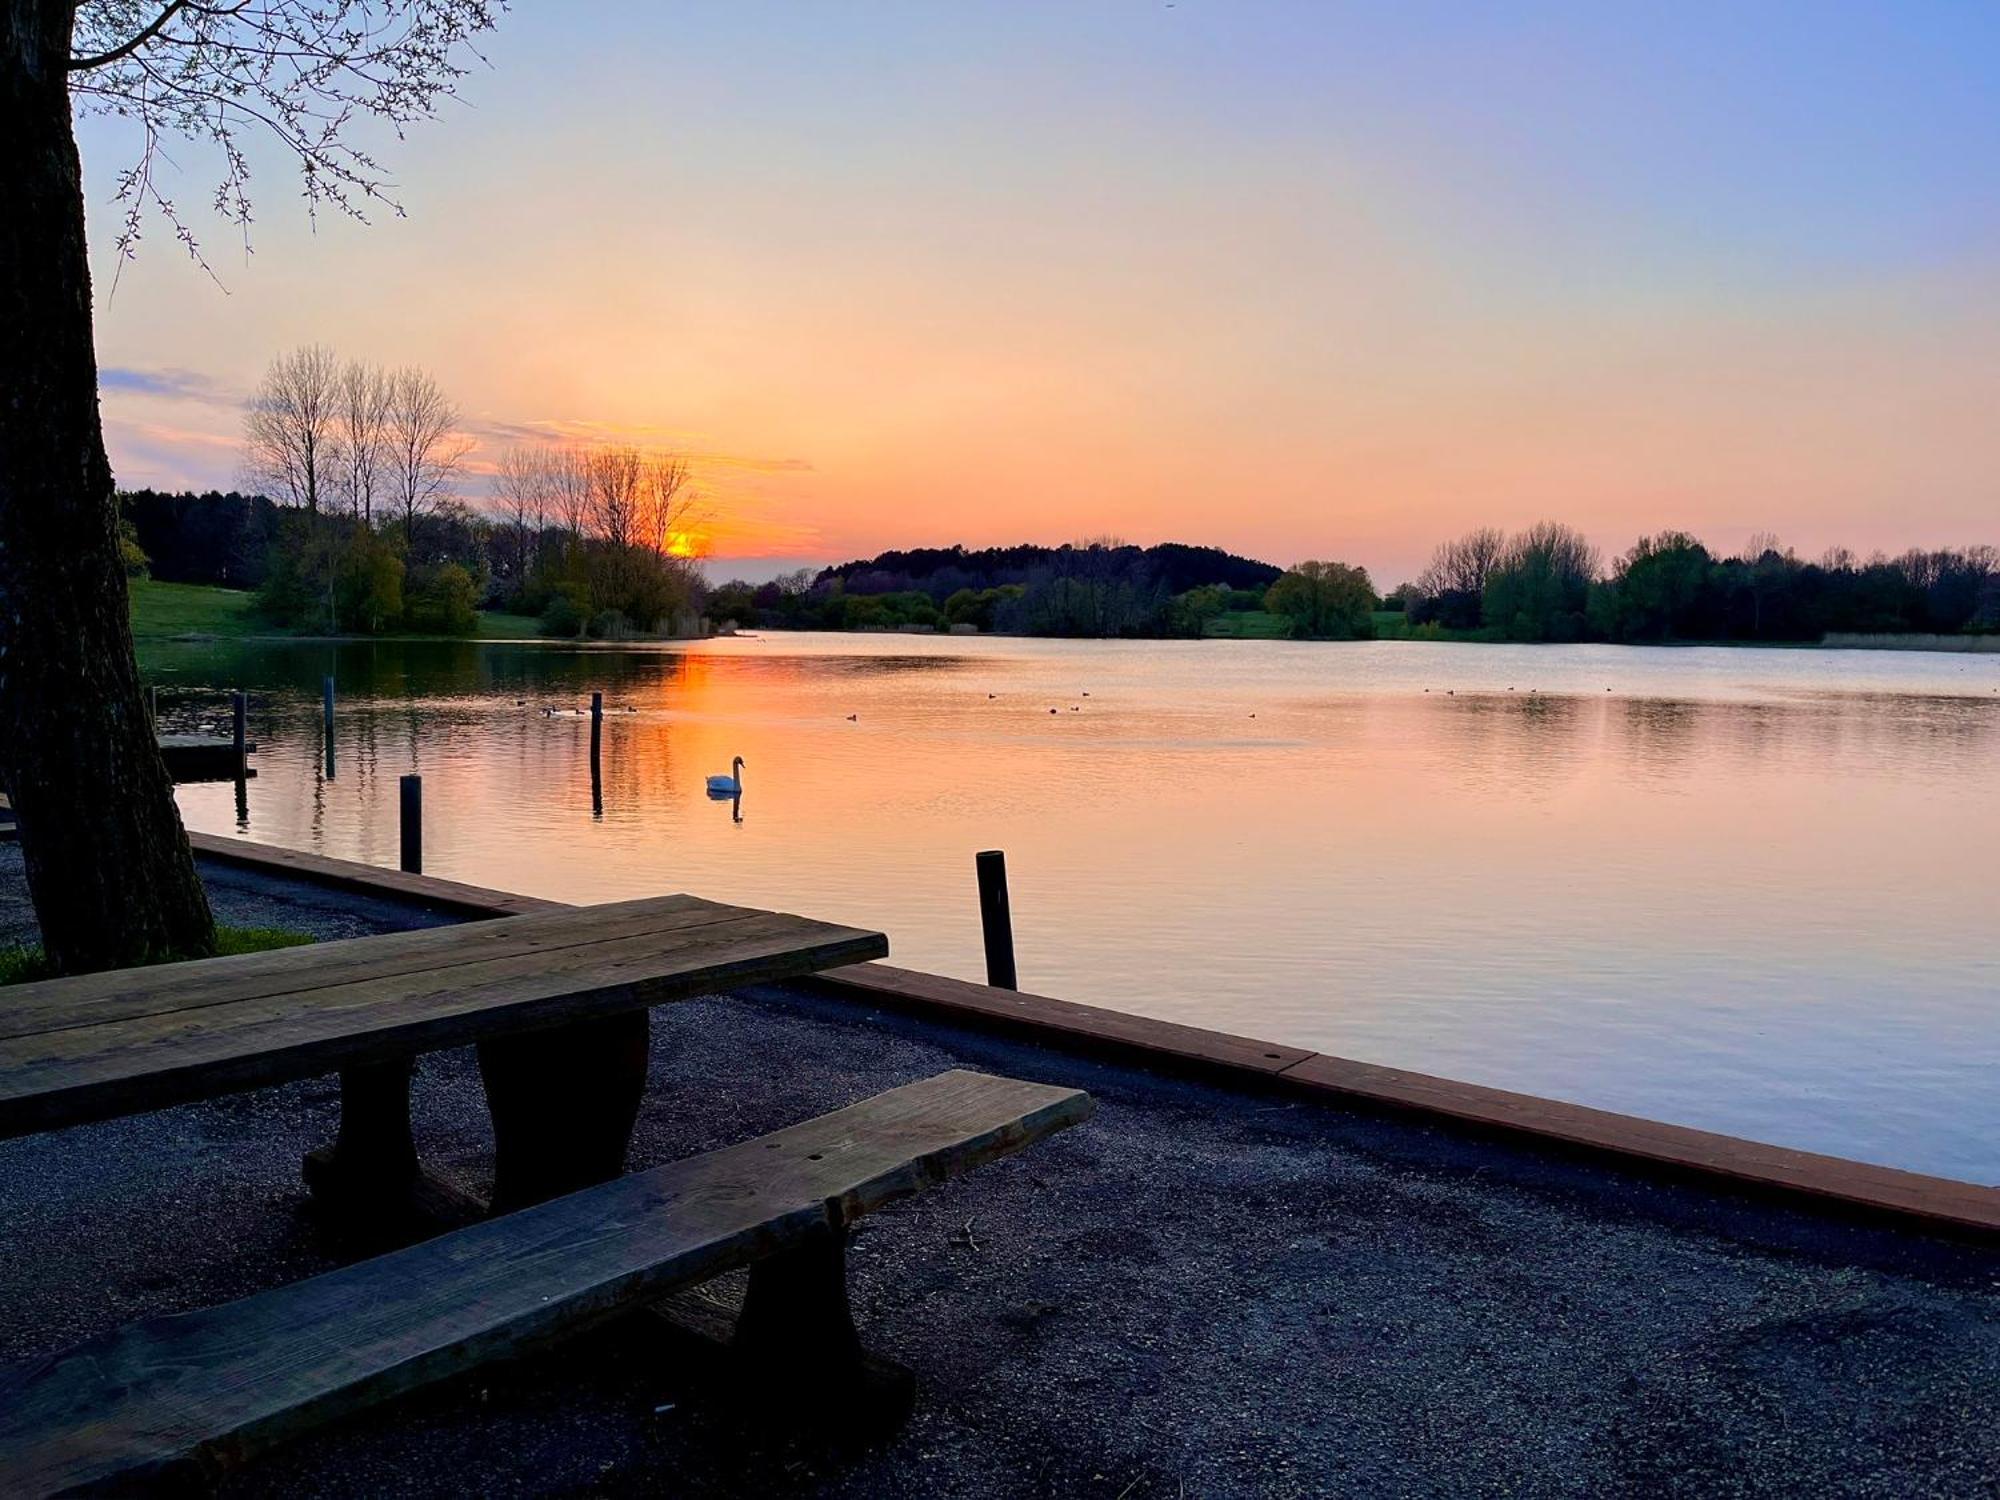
[706,757,745,795]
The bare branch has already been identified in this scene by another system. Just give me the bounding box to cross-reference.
[68,1,192,71]
[70,1,503,266]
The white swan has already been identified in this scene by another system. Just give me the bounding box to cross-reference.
[706,756,745,795]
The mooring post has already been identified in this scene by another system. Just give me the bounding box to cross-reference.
[975,849,1018,990]
[323,675,338,778]
[146,684,157,727]
[590,691,603,816]
[400,774,423,874]
[231,690,247,768]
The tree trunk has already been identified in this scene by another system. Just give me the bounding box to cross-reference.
[0,2,216,973]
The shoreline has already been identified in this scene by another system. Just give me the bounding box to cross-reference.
[147,627,2000,654]
[157,827,2000,1241]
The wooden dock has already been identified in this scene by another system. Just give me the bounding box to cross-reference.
[157,735,255,783]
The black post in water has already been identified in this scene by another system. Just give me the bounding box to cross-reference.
[231,690,247,769]
[322,675,337,778]
[400,774,423,874]
[975,849,1018,990]
[590,691,604,816]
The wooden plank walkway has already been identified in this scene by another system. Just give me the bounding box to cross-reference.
[0,895,887,1140]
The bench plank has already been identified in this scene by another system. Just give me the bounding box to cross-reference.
[0,1070,1093,1497]
[0,904,887,1140]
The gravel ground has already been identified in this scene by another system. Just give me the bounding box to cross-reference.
[1,844,1995,1498]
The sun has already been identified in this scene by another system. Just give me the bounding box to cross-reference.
[664,531,705,559]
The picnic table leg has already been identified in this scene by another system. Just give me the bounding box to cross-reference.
[478,1009,650,1214]
[301,1061,477,1245]
[729,1229,916,1435]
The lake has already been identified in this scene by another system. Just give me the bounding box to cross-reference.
[142,633,2000,1183]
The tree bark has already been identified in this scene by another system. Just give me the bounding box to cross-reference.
[0,1,215,973]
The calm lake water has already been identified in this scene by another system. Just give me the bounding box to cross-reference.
[144,633,2000,1183]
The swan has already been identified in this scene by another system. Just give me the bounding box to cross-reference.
[706,757,745,795]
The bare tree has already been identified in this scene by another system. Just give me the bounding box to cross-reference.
[0,2,500,971]
[243,344,342,514]
[642,453,695,557]
[1740,531,1786,564]
[384,365,470,546]
[493,445,556,582]
[586,446,646,550]
[333,359,393,524]
[547,446,595,557]
[1417,527,1505,600]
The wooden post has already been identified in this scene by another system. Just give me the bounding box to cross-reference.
[590,691,603,817]
[976,849,1017,990]
[145,684,156,727]
[230,689,247,767]
[399,774,422,875]
[322,675,336,779]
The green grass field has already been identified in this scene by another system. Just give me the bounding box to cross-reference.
[129,578,546,642]
[1203,610,1293,639]
[472,609,544,639]
[128,579,264,640]
[1370,610,1503,643]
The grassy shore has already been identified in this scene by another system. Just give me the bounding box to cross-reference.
[1368,610,1504,643]
[130,579,544,643]
[128,579,264,640]
[0,924,312,986]
[1202,610,1291,638]
[1201,609,1499,642]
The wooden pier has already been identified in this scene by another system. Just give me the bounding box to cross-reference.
[156,735,256,783]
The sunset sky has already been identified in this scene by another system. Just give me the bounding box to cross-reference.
[77,2,2000,585]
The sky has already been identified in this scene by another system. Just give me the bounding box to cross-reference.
[76,1,2000,586]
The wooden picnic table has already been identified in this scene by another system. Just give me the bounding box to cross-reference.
[0,894,887,1231]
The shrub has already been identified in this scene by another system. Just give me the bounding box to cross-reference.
[404,562,479,635]
[1265,560,1377,639]
[539,591,585,638]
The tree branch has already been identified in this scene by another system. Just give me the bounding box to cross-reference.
[68,1,192,71]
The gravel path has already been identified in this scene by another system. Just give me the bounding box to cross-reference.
[1,846,1994,1497]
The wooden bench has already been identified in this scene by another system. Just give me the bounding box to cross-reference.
[0,1069,1092,1496]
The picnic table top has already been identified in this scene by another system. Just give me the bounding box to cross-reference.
[0,894,887,1141]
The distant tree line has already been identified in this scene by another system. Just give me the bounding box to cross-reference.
[710,540,1285,638]
[125,448,1999,649]
[121,489,282,588]
[1401,523,1999,642]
